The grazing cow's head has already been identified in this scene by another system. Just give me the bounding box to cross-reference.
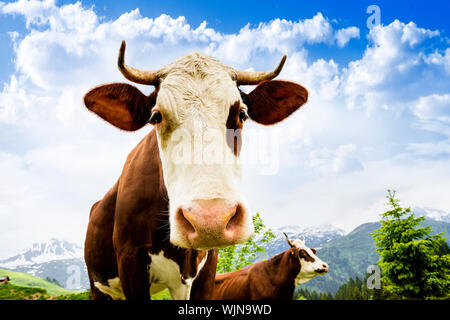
[284,233,328,285]
[83,41,308,249]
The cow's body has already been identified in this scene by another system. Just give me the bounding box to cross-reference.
[84,130,217,300]
[0,276,9,285]
[212,238,328,300]
[83,41,308,300]
[213,252,298,300]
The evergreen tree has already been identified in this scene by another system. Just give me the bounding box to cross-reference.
[372,190,450,299]
[45,277,62,287]
[294,287,334,300]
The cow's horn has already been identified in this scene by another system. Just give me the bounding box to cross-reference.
[283,232,295,248]
[235,55,286,85]
[118,40,160,86]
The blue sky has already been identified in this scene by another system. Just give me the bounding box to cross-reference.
[2,1,449,82]
[0,0,449,257]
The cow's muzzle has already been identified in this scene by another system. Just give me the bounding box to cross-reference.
[315,264,329,274]
[172,199,251,249]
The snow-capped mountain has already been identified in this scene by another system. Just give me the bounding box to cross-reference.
[277,224,346,244]
[253,224,346,262]
[0,238,83,269]
[414,206,450,223]
[0,239,89,291]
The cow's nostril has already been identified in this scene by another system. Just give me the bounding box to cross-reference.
[225,204,243,232]
[323,264,327,268]
[176,208,196,234]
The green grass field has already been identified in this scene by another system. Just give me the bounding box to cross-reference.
[0,283,53,300]
[0,268,76,296]
[152,289,172,300]
[0,283,92,300]
[0,268,173,300]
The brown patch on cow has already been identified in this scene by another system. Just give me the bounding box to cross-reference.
[190,249,218,300]
[226,101,244,156]
[84,181,119,300]
[157,115,177,152]
[299,249,315,263]
[85,130,162,299]
[84,83,157,131]
[159,243,208,281]
[240,80,308,125]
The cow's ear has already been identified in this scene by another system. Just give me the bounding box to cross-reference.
[242,80,308,125]
[84,83,157,131]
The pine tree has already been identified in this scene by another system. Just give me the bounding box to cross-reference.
[372,190,450,299]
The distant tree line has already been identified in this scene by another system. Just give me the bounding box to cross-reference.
[45,277,62,287]
[295,274,395,300]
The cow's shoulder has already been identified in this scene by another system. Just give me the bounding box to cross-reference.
[88,180,119,225]
[113,128,168,248]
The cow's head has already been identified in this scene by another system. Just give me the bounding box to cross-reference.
[284,233,328,285]
[84,41,308,249]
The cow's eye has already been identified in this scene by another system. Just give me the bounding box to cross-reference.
[149,110,162,124]
[239,109,249,122]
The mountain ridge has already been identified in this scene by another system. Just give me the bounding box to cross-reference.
[0,238,83,269]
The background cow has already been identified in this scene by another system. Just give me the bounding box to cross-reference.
[212,233,328,300]
[0,276,10,285]
[83,41,308,300]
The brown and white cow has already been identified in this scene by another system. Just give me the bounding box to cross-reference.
[212,234,328,300]
[83,41,308,300]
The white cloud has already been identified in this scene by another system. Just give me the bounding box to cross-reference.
[424,48,450,74]
[407,94,450,157]
[407,140,450,157]
[412,94,450,123]
[0,0,57,28]
[0,1,449,256]
[335,26,360,48]
[341,20,445,113]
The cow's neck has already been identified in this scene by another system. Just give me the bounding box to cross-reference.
[262,250,299,299]
[113,128,170,250]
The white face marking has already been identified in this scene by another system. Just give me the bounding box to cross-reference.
[94,250,208,300]
[290,239,328,286]
[153,53,253,247]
